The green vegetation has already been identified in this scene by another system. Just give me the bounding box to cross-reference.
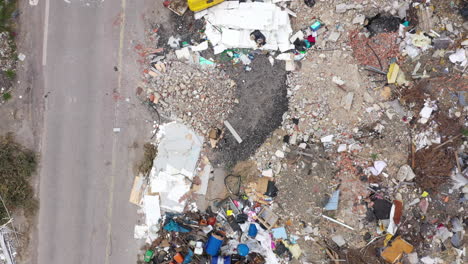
[0,0,16,33]
[4,69,15,79]
[370,153,378,160]
[137,143,157,176]
[2,91,11,100]
[462,129,468,137]
[0,133,38,225]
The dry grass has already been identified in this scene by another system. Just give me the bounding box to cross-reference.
[137,143,157,176]
[0,133,37,225]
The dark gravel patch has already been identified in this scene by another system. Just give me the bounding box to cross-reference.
[210,55,288,167]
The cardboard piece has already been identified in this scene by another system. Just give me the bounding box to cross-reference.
[381,237,414,263]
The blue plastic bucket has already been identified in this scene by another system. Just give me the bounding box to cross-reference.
[206,234,223,256]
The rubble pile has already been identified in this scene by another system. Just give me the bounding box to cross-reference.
[144,60,237,136]
[134,0,467,263]
[0,32,15,72]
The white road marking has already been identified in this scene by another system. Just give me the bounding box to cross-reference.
[30,0,39,6]
[104,0,126,263]
[42,0,50,66]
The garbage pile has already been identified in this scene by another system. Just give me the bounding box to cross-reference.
[135,0,468,263]
[133,124,290,263]
[138,197,287,264]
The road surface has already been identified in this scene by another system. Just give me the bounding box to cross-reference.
[36,0,161,263]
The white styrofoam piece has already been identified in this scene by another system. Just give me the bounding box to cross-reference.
[191,41,209,51]
[143,195,161,227]
[148,122,203,213]
[196,163,212,195]
[199,2,293,53]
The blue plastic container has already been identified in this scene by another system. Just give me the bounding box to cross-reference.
[310,21,322,31]
[248,223,258,238]
[206,234,223,256]
[237,244,249,256]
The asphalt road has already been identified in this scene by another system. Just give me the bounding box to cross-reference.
[36,0,157,263]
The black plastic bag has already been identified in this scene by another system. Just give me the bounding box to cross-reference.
[265,181,278,197]
[250,30,266,47]
[304,0,316,8]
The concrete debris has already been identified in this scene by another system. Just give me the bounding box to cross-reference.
[144,60,236,136]
[337,144,347,153]
[341,92,354,110]
[397,164,416,182]
[332,76,345,86]
[328,31,341,42]
[352,14,366,25]
[418,100,437,124]
[331,235,346,247]
[0,32,16,72]
[449,49,467,66]
[335,3,362,14]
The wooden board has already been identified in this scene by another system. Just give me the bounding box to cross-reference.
[129,176,144,205]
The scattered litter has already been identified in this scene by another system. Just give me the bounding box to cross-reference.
[17,53,26,61]
[331,235,346,247]
[271,227,288,239]
[321,135,334,143]
[190,41,209,51]
[224,120,243,144]
[381,237,414,263]
[368,160,387,176]
[323,190,340,211]
[321,215,354,230]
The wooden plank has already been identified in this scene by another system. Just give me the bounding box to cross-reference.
[129,176,144,205]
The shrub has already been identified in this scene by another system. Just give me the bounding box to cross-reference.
[0,133,37,224]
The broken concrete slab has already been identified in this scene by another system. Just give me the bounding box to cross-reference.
[397,164,416,182]
[341,92,354,110]
[328,31,341,42]
[331,235,346,247]
[352,14,366,25]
